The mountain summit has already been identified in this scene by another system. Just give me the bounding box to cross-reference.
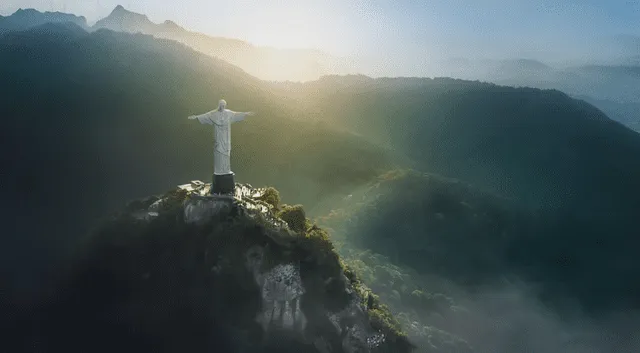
[94,5,156,33]
[8,182,414,353]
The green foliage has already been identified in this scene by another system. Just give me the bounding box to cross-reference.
[280,75,640,222]
[321,167,640,314]
[256,186,280,209]
[277,204,307,233]
[369,306,406,338]
[268,201,414,347]
[318,170,518,283]
[302,225,334,254]
[50,186,417,353]
[339,247,474,353]
[344,262,407,338]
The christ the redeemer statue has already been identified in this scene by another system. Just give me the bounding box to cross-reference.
[188,99,255,195]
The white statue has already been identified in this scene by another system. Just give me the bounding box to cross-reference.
[188,99,255,193]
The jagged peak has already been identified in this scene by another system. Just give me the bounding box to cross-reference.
[159,19,183,31]
[13,8,40,16]
[107,5,148,20]
[109,5,131,16]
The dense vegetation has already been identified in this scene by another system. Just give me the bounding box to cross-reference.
[274,75,640,214]
[5,186,413,353]
[317,170,640,352]
[318,170,640,312]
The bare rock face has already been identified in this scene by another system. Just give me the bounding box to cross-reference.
[22,182,413,353]
[183,197,233,225]
[252,258,307,333]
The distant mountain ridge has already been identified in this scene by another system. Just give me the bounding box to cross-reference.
[93,5,179,34]
[91,5,349,81]
[436,57,640,129]
[440,57,640,103]
[1,6,349,81]
[0,8,88,33]
[276,74,640,221]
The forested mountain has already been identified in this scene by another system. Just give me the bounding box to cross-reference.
[319,170,640,312]
[316,170,640,352]
[436,58,640,130]
[0,24,393,294]
[440,58,640,103]
[5,185,415,353]
[274,75,640,313]
[274,75,640,216]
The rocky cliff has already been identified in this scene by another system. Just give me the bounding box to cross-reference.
[11,182,413,353]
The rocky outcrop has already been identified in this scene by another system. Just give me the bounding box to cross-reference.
[19,182,413,353]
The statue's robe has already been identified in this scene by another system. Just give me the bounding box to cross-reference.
[194,109,251,175]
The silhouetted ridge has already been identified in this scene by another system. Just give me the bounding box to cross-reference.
[94,5,156,33]
[0,8,88,32]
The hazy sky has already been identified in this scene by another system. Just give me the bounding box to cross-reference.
[2,0,639,75]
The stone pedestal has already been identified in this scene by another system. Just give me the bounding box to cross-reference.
[212,172,235,195]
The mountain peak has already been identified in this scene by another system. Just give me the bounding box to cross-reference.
[95,5,154,33]
[112,5,126,13]
[108,5,145,18]
[159,19,183,31]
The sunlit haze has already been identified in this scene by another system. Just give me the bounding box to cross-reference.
[2,0,640,77]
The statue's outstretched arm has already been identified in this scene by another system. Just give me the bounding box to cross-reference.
[231,111,256,123]
[188,111,216,125]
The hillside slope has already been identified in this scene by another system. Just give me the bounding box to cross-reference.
[577,95,640,132]
[316,170,640,352]
[275,76,640,218]
[318,170,640,312]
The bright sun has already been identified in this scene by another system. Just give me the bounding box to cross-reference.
[241,5,329,51]
[238,3,349,54]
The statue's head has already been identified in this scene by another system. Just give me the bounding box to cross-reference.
[218,99,227,111]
